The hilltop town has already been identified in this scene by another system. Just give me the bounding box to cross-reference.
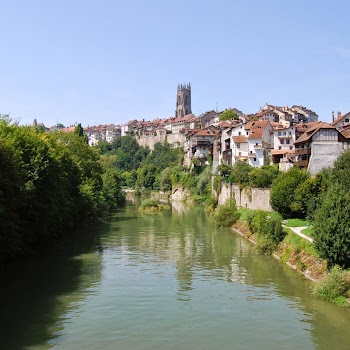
[37,83,350,176]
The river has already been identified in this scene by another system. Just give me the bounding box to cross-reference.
[1,201,349,350]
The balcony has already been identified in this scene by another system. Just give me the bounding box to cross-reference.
[295,148,311,156]
[296,160,309,168]
[248,152,256,157]
[191,139,211,146]
[253,144,262,149]
[223,149,232,161]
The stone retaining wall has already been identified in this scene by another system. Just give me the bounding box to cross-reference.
[217,181,272,211]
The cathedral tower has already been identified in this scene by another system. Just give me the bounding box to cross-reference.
[175,83,192,118]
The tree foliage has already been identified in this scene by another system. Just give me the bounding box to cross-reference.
[229,161,252,187]
[0,119,124,261]
[313,183,350,268]
[270,167,309,217]
[219,110,239,121]
[248,165,279,188]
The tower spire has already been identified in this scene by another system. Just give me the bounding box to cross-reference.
[175,82,192,118]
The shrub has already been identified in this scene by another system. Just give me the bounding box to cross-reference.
[139,198,170,214]
[140,198,159,209]
[205,196,218,215]
[251,211,284,244]
[270,167,310,217]
[312,265,350,307]
[213,198,240,227]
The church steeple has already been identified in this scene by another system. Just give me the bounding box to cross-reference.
[175,82,192,118]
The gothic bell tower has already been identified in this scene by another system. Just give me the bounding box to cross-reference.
[175,83,192,118]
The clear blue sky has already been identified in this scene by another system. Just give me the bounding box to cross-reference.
[1,0,349,127]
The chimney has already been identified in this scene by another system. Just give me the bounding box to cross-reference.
[338,111,341,119]
[332,111,335,123]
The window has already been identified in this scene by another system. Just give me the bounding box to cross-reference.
[278,146,282,150]
[283,131,286,135]
[278,131,281,136]
[346,119,349,123]
[280,139,284,144]
[237,143,240,148]
[254,158,256,161]
[288,131,292,135]
[289,146,293,150]
[239,152,241,156]
[246,132,249,135]
[286,139,290,144]
[238,131,241,136]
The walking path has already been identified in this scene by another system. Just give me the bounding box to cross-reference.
[283,226,314,243]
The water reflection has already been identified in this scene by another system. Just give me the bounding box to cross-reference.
[0,224,105,350]
[1,202,350,350]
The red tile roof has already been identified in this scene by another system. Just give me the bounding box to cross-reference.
[295,122,336,144]
[332,111,350,126]
[232,136,247,143]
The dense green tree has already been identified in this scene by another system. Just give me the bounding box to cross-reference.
[0,138,23,256]
[219,110,239,121]
[313,183,350,268]
[229,161,252,187]
[159,167,173,192]
[123,170,138,188]
[74,123,89,143]
[217,164,233,177]
[329,149,350,188]
[270,166,309,217]
[136,164,159,189]
[248,165,279,188]
[0,119,125,261]
[143,141,182,170]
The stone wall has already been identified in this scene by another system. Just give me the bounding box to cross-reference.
[170,187,191,201]
[136,133,186,150]
[308,142,347,176]
[217,181,272,211]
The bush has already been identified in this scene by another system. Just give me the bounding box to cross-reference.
[205,196,218,214]
[139,198,170,213]
[251,211,284,244]
[312,265,350,307]
[213,198,240,227]
[270,167,310,217]
[140,198,159,209]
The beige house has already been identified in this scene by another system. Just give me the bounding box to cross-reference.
[294,122,348,175]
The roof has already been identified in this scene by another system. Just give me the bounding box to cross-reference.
[341,128,350,140]
[244,120,268,130]
[296,121,321,133]
[59,126,75,133]
[232,136,247,143]
[332,111,350,126]
[193,129,217,137]
[294,122,336,144]
[271,149,295,155]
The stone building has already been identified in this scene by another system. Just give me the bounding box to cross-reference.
[175,83,192,118]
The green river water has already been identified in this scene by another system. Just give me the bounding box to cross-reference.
[1,200,350,350]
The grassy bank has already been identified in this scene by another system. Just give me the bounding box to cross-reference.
[232,208,349,307]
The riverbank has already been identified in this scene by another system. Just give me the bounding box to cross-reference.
[232,219,326,282]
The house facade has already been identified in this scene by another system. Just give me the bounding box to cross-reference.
[294,122,348,175]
